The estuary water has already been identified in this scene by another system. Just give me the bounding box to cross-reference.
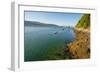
[24,26,75,61]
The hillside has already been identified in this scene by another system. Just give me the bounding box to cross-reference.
[66,14,90,59]
[76,14,90,29]
[24,21,59,27]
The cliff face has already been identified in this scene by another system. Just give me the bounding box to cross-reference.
[66,14,90,59]
[76,14,90,29]
[67,29,90,59]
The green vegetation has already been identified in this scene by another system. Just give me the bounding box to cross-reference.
[76,14,90,29]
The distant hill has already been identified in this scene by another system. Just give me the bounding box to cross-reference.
[76,14,90,29]
[24,21,59,27]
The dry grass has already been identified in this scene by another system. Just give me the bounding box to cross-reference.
[67,28,90,59]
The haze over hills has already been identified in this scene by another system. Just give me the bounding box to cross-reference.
[24,21,61,27]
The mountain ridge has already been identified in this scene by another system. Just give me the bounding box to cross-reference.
[24,21,60,27]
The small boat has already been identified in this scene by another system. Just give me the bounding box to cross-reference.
[62,28,65,30]
[54,31,58,34]
[62,28,66,30]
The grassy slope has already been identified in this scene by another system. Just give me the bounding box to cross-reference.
[76,14,90,29]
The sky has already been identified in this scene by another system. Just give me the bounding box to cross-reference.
[24,11,83,27]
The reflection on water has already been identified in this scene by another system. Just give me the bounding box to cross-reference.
[24,26,75,62]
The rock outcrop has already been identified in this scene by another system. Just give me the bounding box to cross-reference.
[67,29,90,59]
